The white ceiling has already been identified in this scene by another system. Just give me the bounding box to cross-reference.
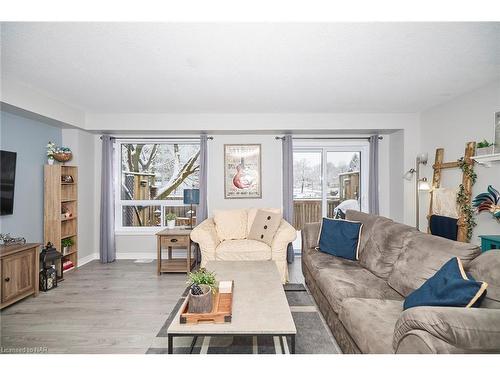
[1,22,499,113]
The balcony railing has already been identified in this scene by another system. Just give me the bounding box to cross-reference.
[293,199,341,231]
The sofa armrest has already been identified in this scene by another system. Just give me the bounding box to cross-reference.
[393,306,500,353]
[190,218,220,266]
[270,219,297,260]
[301,222,320,254]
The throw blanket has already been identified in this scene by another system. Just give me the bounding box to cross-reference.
[429,215,458,241]
[431,188,459,218]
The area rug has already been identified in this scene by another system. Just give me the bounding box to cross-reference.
[146,283,341,354]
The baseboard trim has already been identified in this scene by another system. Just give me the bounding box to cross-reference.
[116,251,190,259]
[78,253,99,267]
[77,251,185,264]
[116,252,157,260]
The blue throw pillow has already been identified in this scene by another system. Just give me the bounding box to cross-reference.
[403,257,488,310]
[317,218,363,260]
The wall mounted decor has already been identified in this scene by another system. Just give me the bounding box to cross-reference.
[472,185,500,222]
[224,144,261,199]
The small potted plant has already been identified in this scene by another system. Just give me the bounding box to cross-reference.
[187,268,217,313]
[166,212,177,229]
[61,238,74,255]
[46,141,56,165]
[476,139,495,156]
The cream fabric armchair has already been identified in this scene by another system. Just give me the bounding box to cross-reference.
[190,208,297,283]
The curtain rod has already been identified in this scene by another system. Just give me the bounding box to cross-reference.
[100,136,214,140]
[275,136,383,141]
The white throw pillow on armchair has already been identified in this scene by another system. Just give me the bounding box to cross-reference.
[247,209,283,246]
[247,207,282,236]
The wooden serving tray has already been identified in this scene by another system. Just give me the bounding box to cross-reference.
[180,281,233,324]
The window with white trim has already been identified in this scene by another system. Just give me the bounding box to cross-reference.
[115,140,200,231]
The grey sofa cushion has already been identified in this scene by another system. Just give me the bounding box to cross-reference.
[388,231,481,296]
[393,305,500,353]
[339,298,403,353]
[314,264,403,314]
[301,222,321,250]
[466,250,500,309]
[360,220,417,280]
[345,210,392,255]
[303,247,360,278]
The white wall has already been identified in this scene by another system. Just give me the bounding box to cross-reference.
[207,134,282,214]
[388,130,405,222]
[419,80,500,245]
[62,129,99,263]
[85,112,417,133]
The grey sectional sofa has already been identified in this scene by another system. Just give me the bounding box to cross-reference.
[301,210,500,353]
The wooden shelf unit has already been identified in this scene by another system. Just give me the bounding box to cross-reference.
[44,165,78,269]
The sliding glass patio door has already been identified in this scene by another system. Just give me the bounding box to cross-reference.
[292,144,368,230]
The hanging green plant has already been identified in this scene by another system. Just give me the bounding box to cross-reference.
[457,157,477,184]
[457,184,477,241]
[456,156,477,242]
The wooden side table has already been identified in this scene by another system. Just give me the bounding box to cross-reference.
[155,228,195,275]
[479,235,500,252]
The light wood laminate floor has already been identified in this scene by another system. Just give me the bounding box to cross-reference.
[0,258,304,354]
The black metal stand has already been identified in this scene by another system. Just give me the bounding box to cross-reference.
[167,333,296,354]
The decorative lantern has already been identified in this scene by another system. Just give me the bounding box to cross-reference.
[40,266,57,292]
[39,242,63,292]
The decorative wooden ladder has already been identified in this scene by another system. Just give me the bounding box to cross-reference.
[428,141,476,242]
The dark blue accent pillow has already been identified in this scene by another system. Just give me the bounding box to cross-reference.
[403,257,488,310]
[317,218,363,260]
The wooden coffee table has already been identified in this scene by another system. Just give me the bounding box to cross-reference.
[167,261,297,354]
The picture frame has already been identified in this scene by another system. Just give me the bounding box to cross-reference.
[495,111,500,154]
[224,144,262,199]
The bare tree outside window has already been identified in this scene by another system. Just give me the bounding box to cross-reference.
[119,143,200,227]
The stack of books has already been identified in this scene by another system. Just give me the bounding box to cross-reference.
[63,260,74,272]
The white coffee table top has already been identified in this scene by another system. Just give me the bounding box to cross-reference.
[167,261,297,335]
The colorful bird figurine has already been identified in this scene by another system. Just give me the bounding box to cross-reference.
[472,185,500,221]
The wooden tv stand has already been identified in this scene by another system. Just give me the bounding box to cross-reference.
[1,243,40,309]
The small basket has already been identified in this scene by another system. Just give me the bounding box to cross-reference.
[53,152,73,162]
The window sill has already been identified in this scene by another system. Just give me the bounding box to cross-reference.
[115,229,163,236]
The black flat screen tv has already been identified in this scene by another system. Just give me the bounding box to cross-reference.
[1,150,17,215]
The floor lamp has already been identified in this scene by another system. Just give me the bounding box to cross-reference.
[183,188,199,229]
[404,153,430,230]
